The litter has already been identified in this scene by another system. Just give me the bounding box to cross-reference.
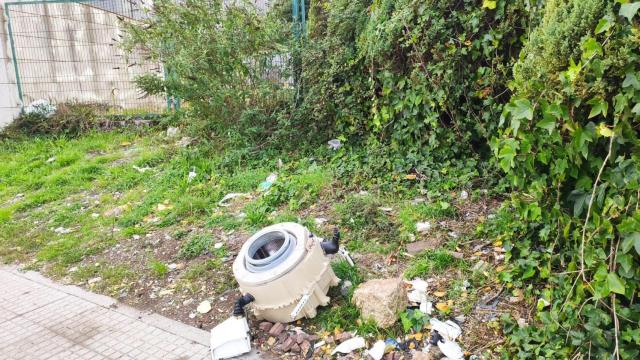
[166,127,179,137]
[420,301,433,315]
[338,247,355,266]
[416,222,432,233]
[437,340,464,360]
[218,193,252,207]
[327,139,342,150]
[331,336,365,355]
[313,340,326,349]
[46,156,56,163]
[258,173,278,191]
[406,278,428,303]
[367,340,386,360]
[429,319,461,341]
[460,190,469,200]
[132,165,151,173]
[187,168,197,182]
[25,99,56,117]
[210,316,251,360]
[197,300,212,314]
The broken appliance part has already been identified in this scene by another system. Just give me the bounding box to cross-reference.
[232,222,340,323]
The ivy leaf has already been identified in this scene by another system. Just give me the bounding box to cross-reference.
[622,73,640,89]
[536,117,556,134]
[482,0,497,10]
[511,99,534,121]
[621,232,640,255]
[596,123,614,137]
[607,273,626,295]
[632,103,640,115]
[619,2,640,22]
[581,37,602,59]
[595,17,613,34]
[587,98,608,118]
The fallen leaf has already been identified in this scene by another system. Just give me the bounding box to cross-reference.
[434,291,446,297]
[414,332,423,341]
[435,302,450,312]
[405,174,417,180]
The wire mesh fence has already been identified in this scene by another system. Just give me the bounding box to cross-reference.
[4,0,165,114]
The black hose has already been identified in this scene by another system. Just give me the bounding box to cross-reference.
[320,227,340,255]
[232,293,255,317]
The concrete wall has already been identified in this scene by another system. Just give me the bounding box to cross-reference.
[0,0,163,128]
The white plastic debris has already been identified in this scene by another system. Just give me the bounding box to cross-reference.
[416,222,432,233]
[420,301,433,315]
[438,340,464,360]
[331,336,365,355]
[188,169,197,182]
[406,278,428,303]
[166,127,179,137]
[460,190,469,200]
[197,300,212,314]
[338,247,355,266]
[25,99,56,117]
[214,242,224,249]
[218,193,252,207]
[258,173,278,191]
[313,340,326,349]
[314,217,328,226]
[429,318,462,341]
[367,340,386,360]
[46,156,56,163]
[327,139,342,150]
[133,165,151,173]
[210,316,252,360]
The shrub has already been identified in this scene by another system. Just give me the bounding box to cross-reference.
[2,102,108,137]
[492,1,640,358]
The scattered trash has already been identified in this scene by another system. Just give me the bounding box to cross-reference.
[53,226,73,234]
[406,278,428,303]
[368,340,386,360]
[416,222,432,233]
[438,340,464,360]
[460,190,469,200]
[277,159,284,168]
[166,127,179,137]
[331,336,365,355]
[210,316,252,360]
[187,168,197,182]
[46,156,56,163]
[429,318,464,360]
[25,99,56,117]
[213,242,224,249]
[429,319,461,341]
[314,217,328,226]
[176,136,193,147]
[421,301,433,315]
[327,139,342,150]
[218,193,252,207]
[132,165,151,173]
[313,340,326,349]
[258,173,278,191]
[197,300,212,314]
[338,247,355,266]
[167,263,178,271]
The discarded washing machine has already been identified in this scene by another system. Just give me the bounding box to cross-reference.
[232,222,341,323]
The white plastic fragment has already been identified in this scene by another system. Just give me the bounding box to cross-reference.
[429,318,462,342]
[331,336,366,355]
[197,300,212,314]
[218,193,252,207]
[338,247,355,266]
[25,99,56,117]
[210,316,252,360]
[367,340,386,360]
[188,169,197,182]
[327,139,342,150]
[437,340,464,360]
[314,340,326,349]
[166,127,179,137]
[420,301,433,315]
[133,165,151,173]
[460,190,469,200]
[406,278,428,303]
[416,222,432,233]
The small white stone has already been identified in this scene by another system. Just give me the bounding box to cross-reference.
[197,300,212,314]
[460,190,469,200]
[213,242,224,249]
[416,222,432,233]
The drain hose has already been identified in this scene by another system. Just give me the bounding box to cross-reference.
[233,293,255,317]
[320,227,340,255]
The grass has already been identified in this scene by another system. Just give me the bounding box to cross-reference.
[404,249,467,279]
[148,259,170,278]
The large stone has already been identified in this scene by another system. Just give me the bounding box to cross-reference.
[406,239,440,255]
[352,278,407,328]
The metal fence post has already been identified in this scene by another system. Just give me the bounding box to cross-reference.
[4,3,24,111]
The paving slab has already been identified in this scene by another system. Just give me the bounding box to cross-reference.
[0,266,261,360]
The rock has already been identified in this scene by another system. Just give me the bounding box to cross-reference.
[182,299,194,306]
[324,335,334,344]
[104,204,128,217]
[87,277,102,285]
[196,300,212,314]
[352,278,408,328]
[295,333,306,344]
[336,332,353,343]
[290,343,301,353]
[406,239,440,255]
[340,280,353,297]
[450,251,464,259]
[412,351,432,360]
[176,136,193,147]
[300,340,311,356]
[268,322,285,336]
[259,321,273,332]
[460,190,469,200]
[282,337,296,352]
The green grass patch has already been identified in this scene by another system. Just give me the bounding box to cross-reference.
[404,250,467,279]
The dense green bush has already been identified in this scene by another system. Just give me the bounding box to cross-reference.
[493,1,640,358]
[300,0,540,173]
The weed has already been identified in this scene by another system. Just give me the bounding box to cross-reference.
[404,250,466,279]
[178,234,213,259]
[148,260,170,278]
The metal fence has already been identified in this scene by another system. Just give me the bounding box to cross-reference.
[3,0,165,113]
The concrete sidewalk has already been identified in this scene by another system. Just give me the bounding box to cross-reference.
[0,266,211,360]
